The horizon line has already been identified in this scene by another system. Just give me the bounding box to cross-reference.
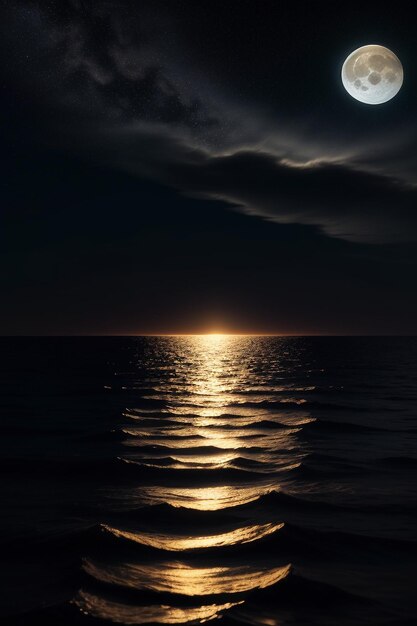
[1,333,417,338]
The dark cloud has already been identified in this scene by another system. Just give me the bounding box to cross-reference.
[92,126,417,243]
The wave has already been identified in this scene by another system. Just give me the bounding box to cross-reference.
[131,419,299,431]
[102,489,348,525]
[94,520,353,560]
[121,429,208,440]
[123,454,270,470]
[225,399,310,409]
[123,418,188,429]
[119,457,298,481]
[82,559,292,596]
[102,502,243,529]
[203,419,297,430]
[123,410,172,419]
[221,398,373,412]
[100,521,285,552]
[118,458,266,482]
[122,437,275,451]
[74,590,243,624]
[100,515,417,558]
[125,410,314,426]
[119,443,267,456]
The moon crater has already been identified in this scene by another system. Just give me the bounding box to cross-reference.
[368,72,381,85]
[342,44,403,104]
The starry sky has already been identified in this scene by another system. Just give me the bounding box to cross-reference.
[1,0,417,335]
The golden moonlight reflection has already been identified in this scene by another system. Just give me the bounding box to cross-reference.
[116,334,307,512]
[82,559,292,596]
[75,592,244,624]
[101,521,285,551]
[79,336,312,622]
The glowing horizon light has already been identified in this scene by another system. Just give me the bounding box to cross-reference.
[199,332,231,344]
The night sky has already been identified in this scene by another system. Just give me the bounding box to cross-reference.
[2,0,417,335]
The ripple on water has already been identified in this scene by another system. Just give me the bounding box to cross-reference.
[82,559,292,596]
[100,521,285,551]
[74,591,244,624]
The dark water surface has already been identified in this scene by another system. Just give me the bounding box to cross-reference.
[1,336,417,625]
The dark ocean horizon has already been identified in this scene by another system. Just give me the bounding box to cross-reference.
[1,336,417,625]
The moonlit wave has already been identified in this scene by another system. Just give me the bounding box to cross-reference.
[101,521,285,551]
[83,559,292,596]
[75,591,243,624]
[115,484,279,510]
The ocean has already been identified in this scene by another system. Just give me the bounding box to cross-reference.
[1,336,416,625]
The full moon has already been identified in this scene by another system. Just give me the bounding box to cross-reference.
[341,44,403,105]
